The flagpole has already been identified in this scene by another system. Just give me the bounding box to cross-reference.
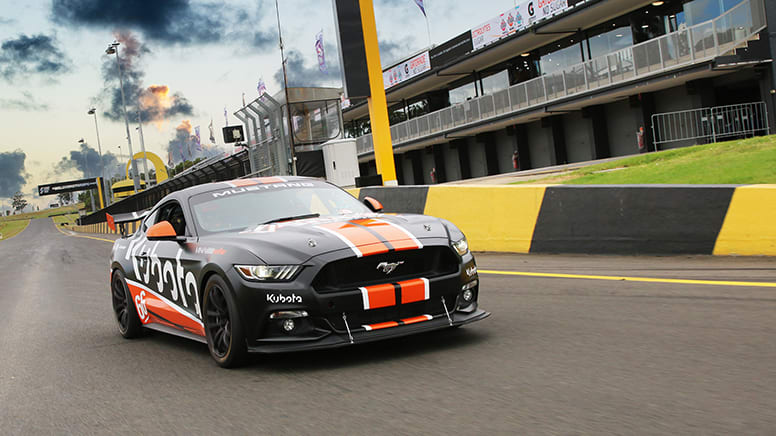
[275,0,297,176]
[425,14,431,48]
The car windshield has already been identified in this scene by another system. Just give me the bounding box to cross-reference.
[189,180,371,234]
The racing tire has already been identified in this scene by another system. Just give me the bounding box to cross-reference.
[203,275,247,368]
[111,269,143,339]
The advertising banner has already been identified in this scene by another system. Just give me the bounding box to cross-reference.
[471,0,568,51]
[383,51,431,89]
[38,178,99,196]
[430,31,474,68]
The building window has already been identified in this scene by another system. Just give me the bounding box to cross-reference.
[539,37,584,75]
[481,70,509,95]
[588,26,634,59]
[449,81,478,104]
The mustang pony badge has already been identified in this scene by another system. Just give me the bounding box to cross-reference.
[376,261,404,274]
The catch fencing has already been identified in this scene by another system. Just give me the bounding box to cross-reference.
[651,102,769,147]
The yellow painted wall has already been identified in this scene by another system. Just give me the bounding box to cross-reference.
[713,185,776,256]
[424,186,548,253]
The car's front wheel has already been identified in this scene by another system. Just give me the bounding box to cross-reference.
[203,275,247,368]
[111,269,143,338]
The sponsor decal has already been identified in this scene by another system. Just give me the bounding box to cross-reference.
[470,0,568,51]
[266,293,303,304]
[466,266,478,277]
[195,246,226,255]
[126,239,202,319]
[125,279,205,336]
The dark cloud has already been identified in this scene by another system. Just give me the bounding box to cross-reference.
[0,92,49,111]
[52,0,272,51]
[99,31,194,124]
[252,30,276,51]
[0,150,27,198]
[56,142,120,179]
[379,38,415,67]
[0,34,70,81]
[273,43,342,88]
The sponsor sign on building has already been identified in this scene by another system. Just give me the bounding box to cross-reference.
[430,31,474,68]
[471,0,569,51]
[383,51,431,89]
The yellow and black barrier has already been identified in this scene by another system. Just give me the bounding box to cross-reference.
[352,184,776,256]
[65,185,776,256]
[68,220,140,236]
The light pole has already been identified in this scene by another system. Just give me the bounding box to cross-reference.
[136,110,150,186]
[88,108,111,206]
[106,41,141,194]
[275,0,297,175]
[78,138,97,212]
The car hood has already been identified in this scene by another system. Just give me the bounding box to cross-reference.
[204,213,451,264]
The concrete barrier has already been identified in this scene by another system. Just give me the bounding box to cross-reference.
[356,184,776,256]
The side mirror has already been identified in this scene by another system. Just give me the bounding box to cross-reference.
[147,221,185,242]
[363,196,383,213]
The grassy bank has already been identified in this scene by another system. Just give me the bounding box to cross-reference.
[0,219,30,241]
[517,135,776,185]
[52,213,79,226]
[0,203,83,222]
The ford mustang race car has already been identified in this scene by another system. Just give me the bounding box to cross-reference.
[109,176,489,367]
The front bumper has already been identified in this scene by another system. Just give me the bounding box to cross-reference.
[247,306,490,354]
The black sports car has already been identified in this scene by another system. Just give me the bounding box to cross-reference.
[109,176,489,367]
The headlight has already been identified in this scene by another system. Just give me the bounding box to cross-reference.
[235,265,302,281]
[452,237,468,256]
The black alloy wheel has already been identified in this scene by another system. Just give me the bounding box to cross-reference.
[111,269,142,338]
[203,275,246,368]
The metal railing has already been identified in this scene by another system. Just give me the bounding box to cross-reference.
[355,0,766,156]
[651,101,770,146]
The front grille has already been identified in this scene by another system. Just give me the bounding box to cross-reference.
[312,246,459,293]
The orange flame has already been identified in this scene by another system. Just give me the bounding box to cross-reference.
[139,85,173,129]
[176,120,193,134]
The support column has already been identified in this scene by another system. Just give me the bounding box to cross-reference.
[584,105,611,159]
[432,144,447,183]
[409,150,424,185]
[453,139,472,180]
[630,93,656,152]
[476,132,500,176]
[542,116,567,165]
[763,2,776,130]
[393,153,405,185]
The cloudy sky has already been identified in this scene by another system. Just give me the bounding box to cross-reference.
[0,0,515,211]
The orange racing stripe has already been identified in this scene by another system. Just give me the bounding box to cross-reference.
[318,221,390,257]
[399,278,430,304]
[355,219,422,251]
[359,283,396,310]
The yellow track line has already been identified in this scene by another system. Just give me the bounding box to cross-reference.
[478,269,776,288]
[53,221,116,243]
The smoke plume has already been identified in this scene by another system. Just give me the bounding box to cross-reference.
[101,31,193,125]
[56,142,120,179]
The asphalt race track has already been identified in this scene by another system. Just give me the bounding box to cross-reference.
[1,218,775,434]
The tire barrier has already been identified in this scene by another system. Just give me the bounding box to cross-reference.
[354,184,776,256]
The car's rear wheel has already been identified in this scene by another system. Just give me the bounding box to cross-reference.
[203,275,246,368]
[111,269,143,338]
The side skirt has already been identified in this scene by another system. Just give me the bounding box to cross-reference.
[144,323,208,344]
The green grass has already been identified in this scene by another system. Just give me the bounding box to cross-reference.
[52,213,79,226]
[515,135,776,185]
[0,203,83,222]
[0,219,29,241]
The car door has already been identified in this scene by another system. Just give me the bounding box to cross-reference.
[140,200,204,336]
